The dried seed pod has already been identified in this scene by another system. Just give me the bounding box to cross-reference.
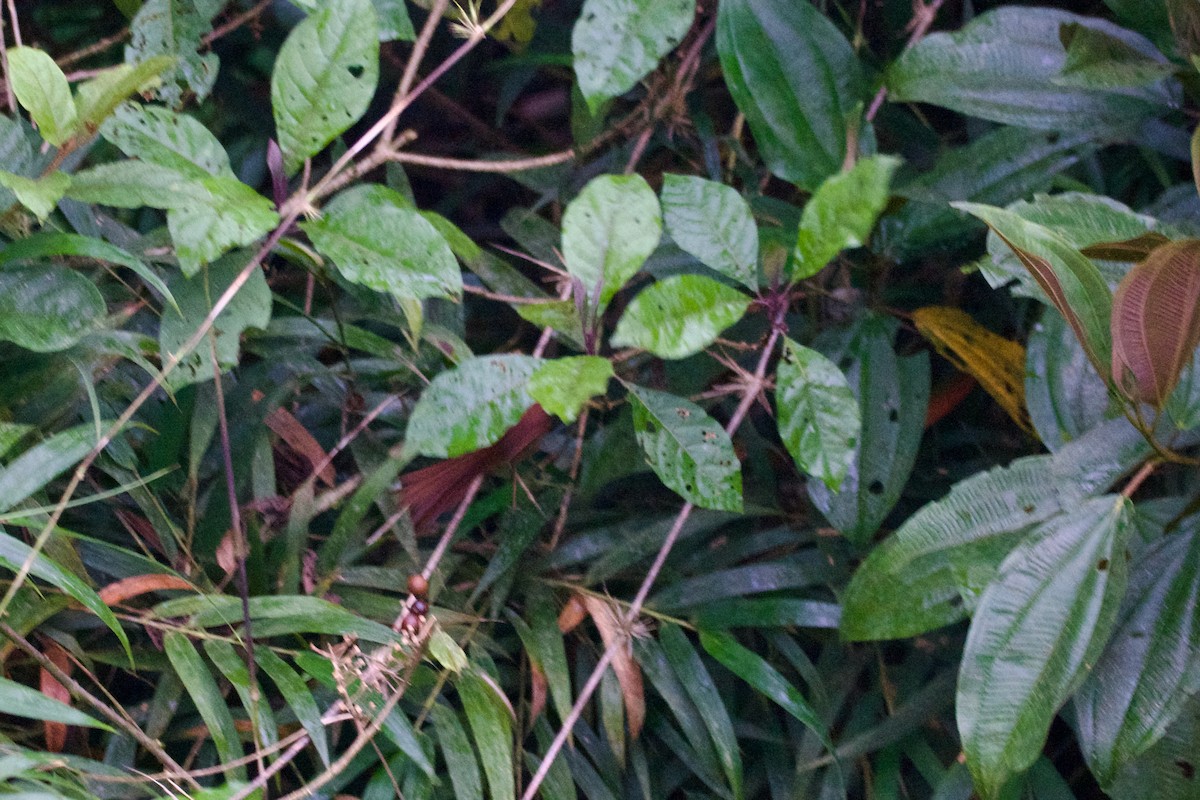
[407,573,429,598]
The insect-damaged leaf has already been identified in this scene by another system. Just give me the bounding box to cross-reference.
[1111,239,1200,408]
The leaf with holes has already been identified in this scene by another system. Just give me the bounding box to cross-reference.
[302,185,462,301]
[661,174,758,290]
[271,0,379,174]
[611,275,750,360]
[126,0,220,105]
[562,174,662,306]
[625,383,742,512]
[959,496,1132,799]
[775,338,860,491]
[1111,239,1200,408]
[406,354,542,458]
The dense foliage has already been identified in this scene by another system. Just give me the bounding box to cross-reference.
[2,0,1200,798]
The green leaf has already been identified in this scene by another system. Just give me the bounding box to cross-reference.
[164,631,246,780]
[204,640,277,751]
[0,232,175,310]
[101,102,235,179]
[1105,692,1200,800]
[0,170,69,222]
[625,383,742,512]
[610,275,750,359]
[302,185,462,301]
[716,0,866,189]
[431,703,484,800]
[0,265,105,352]
[372,0,416,41]
[515,300,585,349]
[65,160,211,209]
[0,424,101,514]
[660,174,758,289]
[959,495,1132,799]
[127,0,220,105]
[271,0,380,174]
[1075,525,1200,786]
[1057,22,1174,89]
[1025,310,1115,452]
[0,676,110,731]
[428,628,469,673]
[660,624,743,800]
[0,116,36,211]
[255,648,330,767]
[807,316,929,545]
[886,8,1172,134]
[73,57,176,130]
[163,594,401,643]
[406,354,542,458]
[775,338,860,491]
[561,174,662,305]
[458,668,515,800]
[7,47,77,147]
[572,0,695,112]
[158,250,272,388]
[792,156,900,280]
[955,201,1113,383]
[840,416,1151,641]
[528,356,613,423]
[167,175,280,275]
[510,587,572,726]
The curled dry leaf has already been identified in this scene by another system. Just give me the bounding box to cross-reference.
[97,574,194,606]
[1111,239,1200,408]
[557,593,588,634]
[580,594,646,739]
[39,637,73,752]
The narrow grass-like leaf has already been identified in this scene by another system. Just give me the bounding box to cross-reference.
[625,383,742,511]
[271,0,379,173]
[163,631,246,780]
[562,174,662,306]
[157,594,401,644]
[611,275,750,360]
[660,174,758,289]
[459,668,516,800]
[7,47,77,146]
[0,424,105,514]
[510,588,572,726]
[0,676,110,731]
[959,496,1131,799]
[431,703,484,800]
[775,338,860,491]
[255,648,329,766]
[204,640,277,751]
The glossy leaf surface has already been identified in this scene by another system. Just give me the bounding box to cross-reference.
[610,275,750,360]
[660,174,758,289]
[561,174,662,305]
[775,337,860,491]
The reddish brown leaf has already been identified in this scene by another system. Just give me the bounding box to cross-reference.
[581,594,646,739]
[1111,239,1200,407]
[97,574,193,606]
[529,660,548,722]
[557,593,587,634]
[39,638,73,752]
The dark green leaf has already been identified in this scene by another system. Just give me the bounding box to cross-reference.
[610,275,750,359]
[1057,22,1174,89]
[164,631,246,780]
[431,703,484,800]
[0,266,105,352]
[1025,310,1115,452]
[0,676,110,731]
[459,668,515,800]
[127,0,220,105]
[255,648,330,767]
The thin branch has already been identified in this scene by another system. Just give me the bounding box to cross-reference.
[385,0,450,144]
[5,0,20,47]
[421,473,484,582]
[393,147,575,173]
[202,0,273,46]
[865,0,946,123]
[56,26,130,69]
[0,8,14,114]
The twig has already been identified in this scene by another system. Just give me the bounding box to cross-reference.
[5,0,20,47]
[1122,459,1158,498]
[0,7,14,114]
[202,0,273,46]
[56,26,130,69]
[865,0,946,123]
[384,0,450,144]
[421,473,484,582]
[392,148,575,173]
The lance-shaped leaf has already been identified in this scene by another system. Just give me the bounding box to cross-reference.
[582,594,646,739]
[610,275,750,360]
[406,354,542,458]
[958,495,1132,799]
[625,383,742,512]
[775,337,860,491]
[955,201,1113,383]
[1110,239,1200,408]
[562,174,662,306]
[0,676,110,731]
[458,668,516,800]
[7,47,77,147]
[1075,526,1200,787]
[271,0,379,174]
[660,174,758,290]
[528,356,613,423]
[792,156,901,280]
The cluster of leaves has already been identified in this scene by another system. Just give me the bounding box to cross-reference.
[3,0,1200,799]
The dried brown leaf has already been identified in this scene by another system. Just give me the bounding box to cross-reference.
[581,594,646,739]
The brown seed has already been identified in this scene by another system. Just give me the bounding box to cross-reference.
[411,599,429,616]
[400,611,422,633]
[407,573,429,597]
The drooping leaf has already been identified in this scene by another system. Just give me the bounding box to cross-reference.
[660,174,758,290]
[0,675,110,731]
[625,383,742,512]
[204,640,277,751]
[431,703,484,800]
[157,594,402,644]
[528,356,613,423]
[458,668,516,800]
[561,174,662,306]
[1075,525,1200,787]
[72,57,176,130]
[610,275,750,359]
[101,103,235,179]
[775,337,860,491]
[807,316,929,545]
[958,495,1132,799]
[158,250,272,388]
[271,0,380,174]
[1110,239,1200,408]
[508,588,572,726]
[302,185,462,301]
[6,47,77,147]
[255,648,330,767]
[0,170,69,222]
[163,631,246,780]
[1025,309,1115,451]
[572,0,695,112]
[840,416,1151,641]
[911,306,1032,433]
[716,0,866,189]
[886,8,1174,134]
[406,354,542,458]
[955,201,1113,383]
[126,0,220,105]
[792,156,901,280]
[1105,692,1200,800]
[0,266,105,352]
[581,594,646,739]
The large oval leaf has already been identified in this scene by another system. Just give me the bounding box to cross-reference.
[7,47,77,147]
[958,495,1132,799]
[1075,524,1200,786]
[561,174,662,306]
[572,0,694,112]
[302,185,462,301]
[406,354,542,458]
[625,383,742,512]
[1025,310,1115,451]
[716,0,865,190]
[0,266,105,352]
[610,275,750,360]
[775,337,860,491]
[271,0,380,174]
[1111,239,1200,408]
[660,174,758,290]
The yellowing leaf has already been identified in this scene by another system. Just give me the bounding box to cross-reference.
[493,0,541,49]
[912,305,1032,433]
